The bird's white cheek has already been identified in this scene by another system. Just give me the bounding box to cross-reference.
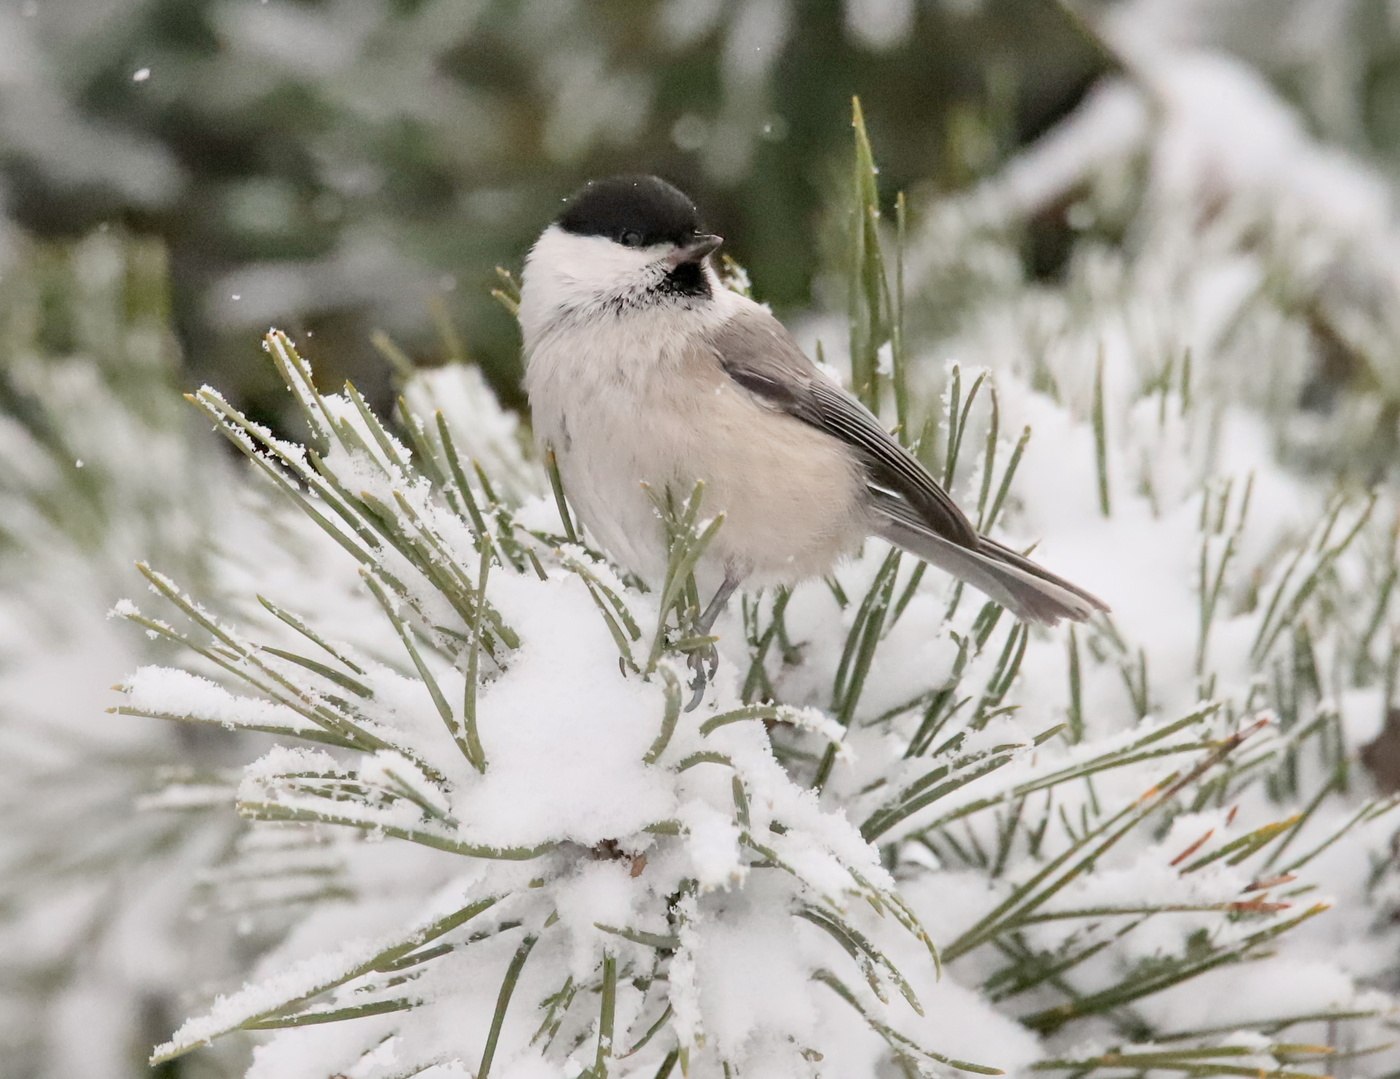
[519,227,667,346]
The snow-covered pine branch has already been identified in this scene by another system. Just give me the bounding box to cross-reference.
[0,232,252,1077]
[108,72,1400,1079]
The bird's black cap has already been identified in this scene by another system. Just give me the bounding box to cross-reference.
[558,175,703,248]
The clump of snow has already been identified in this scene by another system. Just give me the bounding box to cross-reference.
[123,666,315,734]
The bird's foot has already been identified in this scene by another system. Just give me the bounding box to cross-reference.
[685,640,719,712]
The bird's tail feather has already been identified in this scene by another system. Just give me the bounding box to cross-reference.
[875,516,1109,626]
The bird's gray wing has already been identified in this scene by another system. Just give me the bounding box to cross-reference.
[705,305,979,548]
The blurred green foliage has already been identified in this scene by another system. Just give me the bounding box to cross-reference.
[2,0,1112,422]
[9,0,1400,432]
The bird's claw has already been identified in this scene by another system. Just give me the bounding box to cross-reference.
[685,641,719,712]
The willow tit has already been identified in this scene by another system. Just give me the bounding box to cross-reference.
[521,175,1106,693]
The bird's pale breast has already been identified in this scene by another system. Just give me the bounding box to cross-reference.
[526,318,869,587]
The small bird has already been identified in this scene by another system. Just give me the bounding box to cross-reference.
[520,175,1107,697]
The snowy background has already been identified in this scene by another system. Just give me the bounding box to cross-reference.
[4,1,1400,1077]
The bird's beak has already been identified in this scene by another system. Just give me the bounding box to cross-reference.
[666,234,723,267]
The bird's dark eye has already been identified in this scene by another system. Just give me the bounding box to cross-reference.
[618,229,643,247]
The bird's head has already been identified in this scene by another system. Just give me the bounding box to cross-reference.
[521,175,724,334]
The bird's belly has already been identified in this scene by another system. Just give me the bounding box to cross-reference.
[548,392,677,581]
[536,352,869,587]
